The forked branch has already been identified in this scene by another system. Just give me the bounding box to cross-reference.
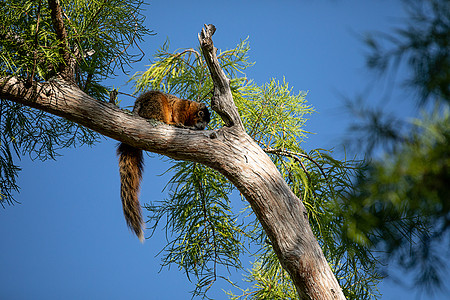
[198,25,346,300]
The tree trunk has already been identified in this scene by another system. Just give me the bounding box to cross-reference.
[0,24,346,299]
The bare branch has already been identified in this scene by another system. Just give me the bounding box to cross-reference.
[109,89,118,104]
[199,25,346,299]
[198,24,243,129]
[0,76,215,162]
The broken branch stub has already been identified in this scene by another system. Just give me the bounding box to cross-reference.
[198,24,244,130]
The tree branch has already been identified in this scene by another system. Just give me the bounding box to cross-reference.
[198,25,346,299]
[0,23,347,299]
[198,24,243,129]
[48,0,74,82]
[0,75,216,162]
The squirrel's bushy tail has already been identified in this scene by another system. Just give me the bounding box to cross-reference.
[117,143,144,242]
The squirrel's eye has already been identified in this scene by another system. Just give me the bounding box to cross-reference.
[199,111,204,117]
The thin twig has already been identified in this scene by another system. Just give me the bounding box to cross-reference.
[264,148,328,179]
[277,154,296,184]
[168,49,201,76]
[194,163,218,292]
[248,96,268,138]
[28,0,42,86]
[107,14,145,68]
[175,48,202,59]
[117,91,136,98]
[61,10,85,88]
[81,0,108,36]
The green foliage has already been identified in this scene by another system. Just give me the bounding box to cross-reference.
[230,148,382,300]
[0,0,150,204]
[1,0,150,94]
[133,39,254,105]
[343,108,450,293]
[0,99,98,204]
[345,0,450,295]
[239,78,312,151]
[145,162,244,297]
[133,39,381,298]
[225,255,298,300]
[364,0,449,104]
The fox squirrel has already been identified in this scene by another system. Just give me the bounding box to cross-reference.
[117,91,210,242]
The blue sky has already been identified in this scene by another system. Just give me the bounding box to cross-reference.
[0,1,443,299]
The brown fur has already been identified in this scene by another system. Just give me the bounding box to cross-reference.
[117,143,144,241]
[133,91,210,130]
[117,91,210,242]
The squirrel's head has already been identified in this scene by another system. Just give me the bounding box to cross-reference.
[192,103,211,130]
